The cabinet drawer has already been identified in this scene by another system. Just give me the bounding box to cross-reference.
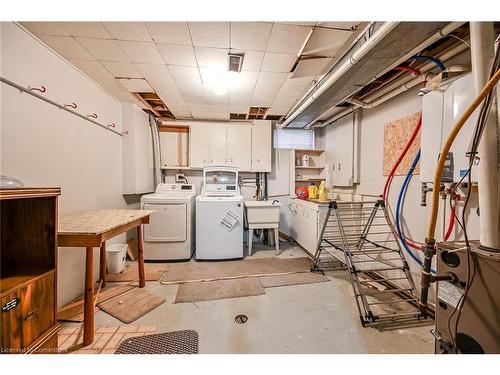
[1,271,55,351]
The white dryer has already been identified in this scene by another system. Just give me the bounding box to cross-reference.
[196,166,243,260]
[141,183,196,261]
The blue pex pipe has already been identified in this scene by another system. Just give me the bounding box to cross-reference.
[395,149,436,274]
[410,55,446,71]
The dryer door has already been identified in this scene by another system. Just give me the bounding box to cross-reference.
[143,203,187,242]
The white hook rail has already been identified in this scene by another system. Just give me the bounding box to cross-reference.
[0,76,123,137]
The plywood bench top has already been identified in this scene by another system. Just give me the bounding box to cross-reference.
[58,209,154,236]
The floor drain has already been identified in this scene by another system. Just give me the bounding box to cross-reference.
[234,314,248,324]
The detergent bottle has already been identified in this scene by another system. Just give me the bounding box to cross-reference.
[318,180,328,202]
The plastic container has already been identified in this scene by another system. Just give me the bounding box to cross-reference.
[106,243,127,274]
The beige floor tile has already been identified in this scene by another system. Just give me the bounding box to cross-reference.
[122,332,145,340]
[117,325,139,333]
[104,333,125,349]
[137,325,157,333]
[92,333,114,349]
[96,326,119,334]
[100,349,117,354]
[59,327,80,335]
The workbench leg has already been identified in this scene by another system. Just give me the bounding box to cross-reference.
[99,242,106,288]
[83,246,95,346]
[137,225,145,288]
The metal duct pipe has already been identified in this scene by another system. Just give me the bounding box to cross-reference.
[279,22,399,128]
[149,114,162,187]
[318,40,470,127]
[470,22,500,251]
[306,22,465,128]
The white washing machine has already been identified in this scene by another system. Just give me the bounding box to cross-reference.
[196,166,243,260]
[141,183,196,261]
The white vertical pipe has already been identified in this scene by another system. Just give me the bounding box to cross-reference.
[470,22,500,250]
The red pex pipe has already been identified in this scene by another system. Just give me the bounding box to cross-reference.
[444,205,456,241]
[394,66,421,76]
[382,113,422,201]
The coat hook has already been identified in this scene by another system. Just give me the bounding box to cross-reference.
[87,113,98,119]
[121,130,129,135]
[107,123,116,128]
[64,102,77,109]
[29,85,46,93]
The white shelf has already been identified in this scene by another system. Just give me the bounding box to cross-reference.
[294,148,325,154]
[294,166,325,169]
[161,166,193,170]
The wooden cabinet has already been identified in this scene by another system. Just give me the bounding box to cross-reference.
[251,121,272,172]
[0,188,60,354]
[289,198,328,256]
[226,125,252,170]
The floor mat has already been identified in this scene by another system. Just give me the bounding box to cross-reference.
[161,257,313,284]
[98,287,165,324]
[175,278,265,303]
[115,330,199,354]
[106,263,167,282]
[260,272,329,288]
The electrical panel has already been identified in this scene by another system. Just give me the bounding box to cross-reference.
[420,73,480,183]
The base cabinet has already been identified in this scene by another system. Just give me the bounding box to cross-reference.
[289,199,329,256]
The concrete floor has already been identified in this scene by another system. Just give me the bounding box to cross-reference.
[88,243,434,354]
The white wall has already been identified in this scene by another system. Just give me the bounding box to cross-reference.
[0,23,138,306]
[324,86,480,293]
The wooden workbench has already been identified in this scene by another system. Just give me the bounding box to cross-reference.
[58,209,153,345]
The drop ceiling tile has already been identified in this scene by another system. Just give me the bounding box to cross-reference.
[210,113,229,120]
[188,22,229,48]
[20,22,70,36]
[117,78,153,92]
[156,43,197,66]
[190,111,212,119]
[209,104,229,113]
[168,65,201,84]
[188,103,211,112]
[292,58,331,78]
[194,47,228,69]
[156,88,186,105]
[252,71,287,104]
[136,64,174,84]
[168,103,191,113]
[278,22,318,27]
[171,110,193,118]
[282,76,314,88]
[38,35,94,60]
[229,104,249,113]
[118,41,163,64]
[271,92,299,108]
[261,52,297,73]
[145,22,191,45]
[266,24,312,54]
[101,61,143,78]
[230,22,272,51]
[231,50,265,71]
[102,22,152,42]
[178,82,205,97]
[229,96,252,106]
[184,96,208,105]
[76,37,130,62]
[205,95,229,106]
[267,105,291,115]
[302,28,351,56]
[68,59,135,103]
[60,22,111,39]
[229,70,258,97]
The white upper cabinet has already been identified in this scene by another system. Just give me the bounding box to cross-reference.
[226,125,252,170]
[251,121,272,172]
[187,120,271,172]
[208,125,227,165]
[190,123,210,167]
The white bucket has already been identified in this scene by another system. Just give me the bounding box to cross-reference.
[106,243,127,274]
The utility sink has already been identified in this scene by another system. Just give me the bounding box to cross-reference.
[244,200,282,225]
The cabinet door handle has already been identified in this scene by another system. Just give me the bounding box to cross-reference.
[210,159,213,163]
[256,159,261,162]
[25,308,39,321]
